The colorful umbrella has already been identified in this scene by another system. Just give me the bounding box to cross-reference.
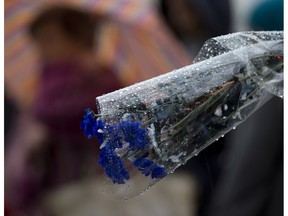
[5,0,192,110]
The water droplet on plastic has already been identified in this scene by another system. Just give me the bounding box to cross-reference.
[170,155,180,163]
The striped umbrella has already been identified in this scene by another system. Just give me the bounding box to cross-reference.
[5,0,192,110]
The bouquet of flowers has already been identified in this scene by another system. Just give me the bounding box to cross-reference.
[81,31,283,199]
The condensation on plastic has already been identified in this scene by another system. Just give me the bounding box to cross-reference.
[96,31,283,199]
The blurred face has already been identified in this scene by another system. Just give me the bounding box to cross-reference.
[165,0,203,37]
[33,23,83,64]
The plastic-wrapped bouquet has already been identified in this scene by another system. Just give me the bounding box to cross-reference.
[81,31,283,199]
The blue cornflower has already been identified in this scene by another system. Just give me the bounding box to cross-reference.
[80,109,97,138]
[106,125,123,149]
[133,157,154,176]
[120,121,151,150]
[99,145,130,184]
[94,119,105,144]
[80,109,104,143]
[133,156,167,179]
[151,166,167,179]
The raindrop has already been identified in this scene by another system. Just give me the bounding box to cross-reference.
[170,155,180,163]
[215,107,222,117]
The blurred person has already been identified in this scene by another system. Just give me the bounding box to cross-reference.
[28,6,121,135]
[159,0,231,56]
[5,6,123,215]
[207,1,283,216]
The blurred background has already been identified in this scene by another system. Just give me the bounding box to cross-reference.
[4,0,283,215]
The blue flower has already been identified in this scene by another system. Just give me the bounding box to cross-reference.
[133,156,167,179]
[99,145,130,184]
[120,121,151,150]
[94,119,105,144]
[106,125,123,149]
[151,166,167,179]
[80,109,104,143]
[133,157,154,176]
[80,109,97,138]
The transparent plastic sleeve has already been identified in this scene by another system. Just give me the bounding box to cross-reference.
[81,31,283,199]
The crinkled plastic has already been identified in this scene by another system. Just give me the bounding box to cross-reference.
[89,31,283,199]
